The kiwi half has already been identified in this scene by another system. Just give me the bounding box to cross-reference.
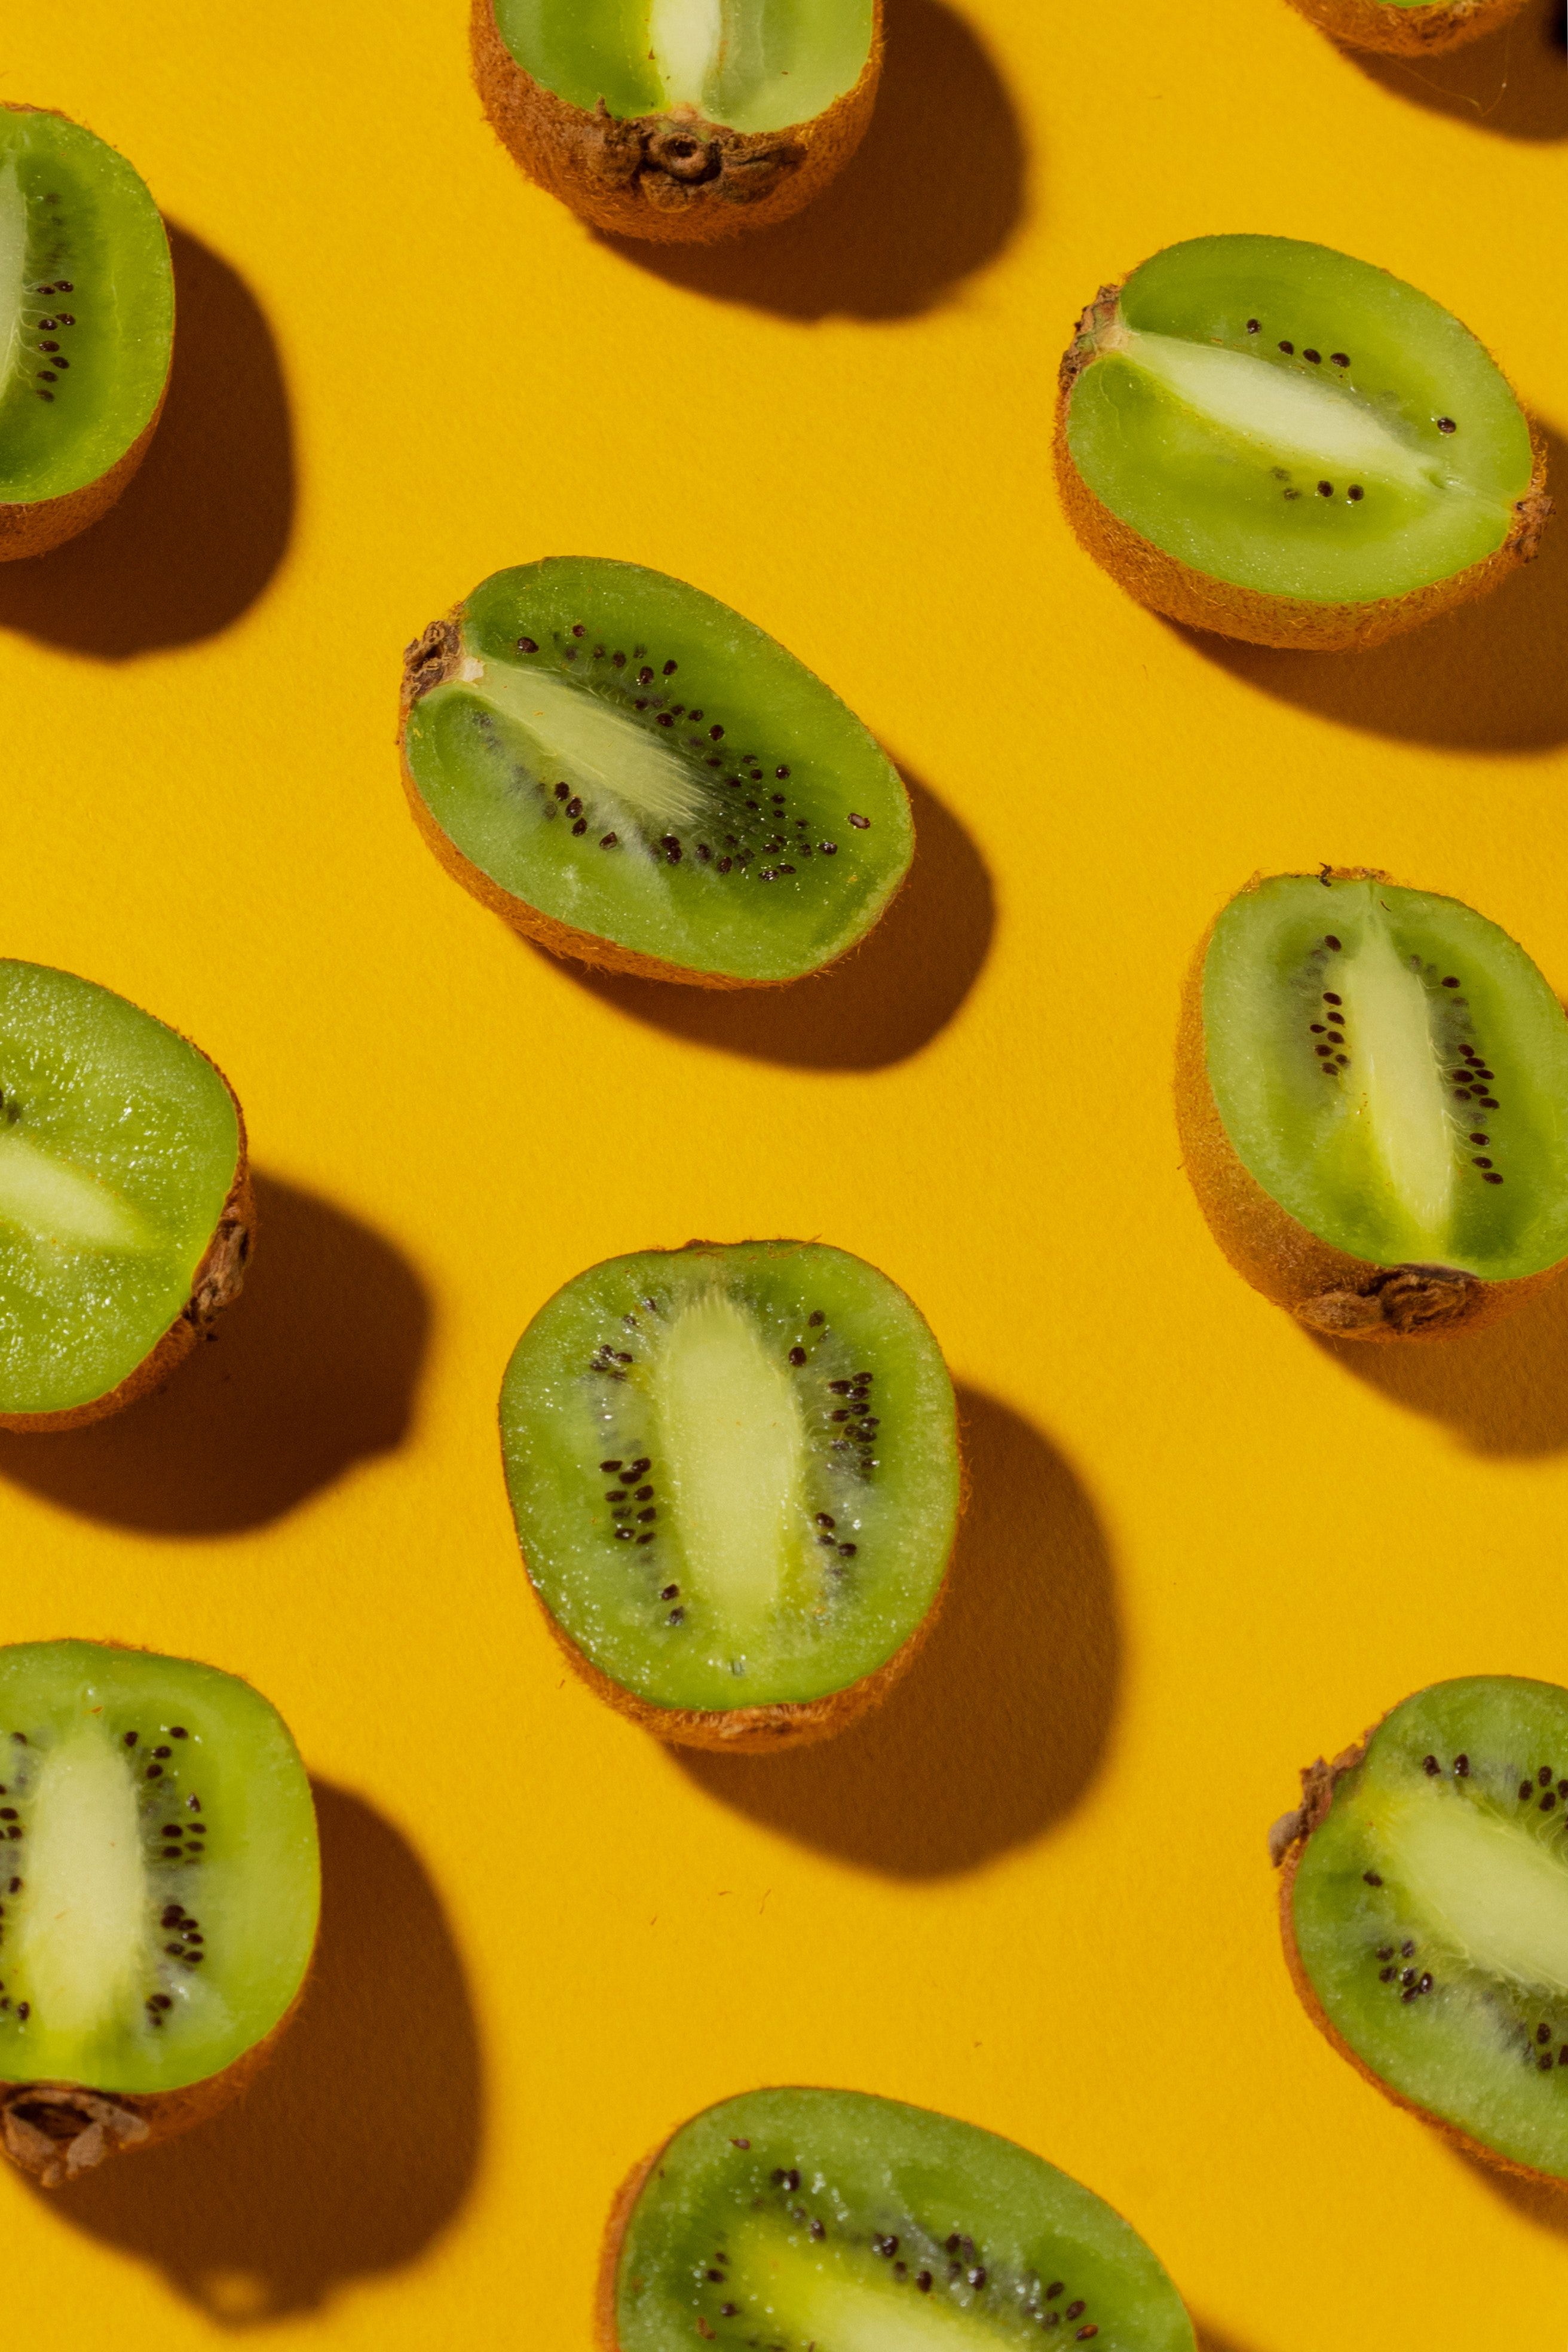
[500,1241,958,1749]
[1175,872,1568,1339]
[1056,235,1549,651]
[0,105,173,561]
[0,1641,318,2186]
[1284,0,1529,53]
[1272,1678,1568,2184]
[471,0,881,243]
[601,2087,1196,2351]
[0,960,252,1429]
[401,558,912,987]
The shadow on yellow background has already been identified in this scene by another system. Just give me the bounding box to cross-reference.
[675,1387,1119,1876]
[0,225,293,659]
[1460,2143,1568,2236]
[1340,0,1568,143]
[1195,2323,1271,2352]
[0,1176,430,1532]
[1309,1270,1568,1457]
[29,1783,482,2325]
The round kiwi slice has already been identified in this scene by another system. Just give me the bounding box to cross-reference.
[0,105,173,561]
[600,2086,1196,2351]
[500,1241,958,1748]
[0,1640,318,2186]
[1283,0,1529,53]
[1055,235,1549,651]
[0,960,252,1429]
[471,0,881,243]
[400,558,912,988]
[1175,871,1568,1339]
[1273,1677,1568,2184]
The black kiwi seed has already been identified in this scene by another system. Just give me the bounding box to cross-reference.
[1423,1755,1440,1775]
[1542,1767,1554,1786]
[1437,417,1457,434]
[1279,339,1294,354]
[1401,1940,1415,1956]
[1456,1754,1470,1775]
[1523,1780,1535,1799]
[788,1346,807,1365]
[1364,1870,1383,1885]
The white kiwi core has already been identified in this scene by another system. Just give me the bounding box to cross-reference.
[1382,1790,1568,1995]
[0,161,27,412]
[12,1724,148,2039]
[726,2221,1006,2350]
[461,658,709,832]
[1336,911,1454,1247]
[0,1127,155,1252]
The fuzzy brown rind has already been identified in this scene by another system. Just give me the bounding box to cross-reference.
[1174,869,1567,1340]
[470,0,881,244]
[1284,0,1530,50]
[397,615,908,990]
[1272,1728,1568,2186]
[1055,284,1552,652]
[594,2137,670,2348]
[0,1074,254,1433]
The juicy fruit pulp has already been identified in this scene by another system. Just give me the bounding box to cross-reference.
[0,962,243,1418]
[1287,1680,1568,2180]
[608,2088,1196,2352]
[0,108,171,514]
[501,1242,958,1715]
[402,559,911,985]
[0,1643,317,2097]
[1200,876,1568,1281]
[491,0,875,134]
[1061,236,1538,606]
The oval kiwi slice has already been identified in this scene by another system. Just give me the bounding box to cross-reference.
[471,0,881,243]
[1274,1678,1568,2184]
[1056,235,1549,651]
[500,1241,958,1747]
[1176,871,1568,1339]
[0,1640,318,2186]
[602,2087,1196,2351]
[0,961,252,1429]
[0,105,173,561]
[401,558,912,987]
[1283,0,1528,53]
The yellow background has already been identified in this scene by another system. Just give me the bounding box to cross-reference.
[3,1,1567,2343]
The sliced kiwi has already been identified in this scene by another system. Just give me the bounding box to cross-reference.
[0,1640,318,2186]
[1056,235,1549,651]
[0,105,172,561]
[1273,1678,1568,2183]
[602,2087,1196,2351]
[1175,871,1568,1339]
[0,960,252,1429]
[400,558,912,987]
[1283,0,1529,53]
[471,0,881,243]
[500,1241,958,1747]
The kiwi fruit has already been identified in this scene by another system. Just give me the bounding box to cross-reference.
[500,1240,958,1748]
[1175,871,1568,1339]
[400,558,912,988]
[1056,235,1549,651]
[0,105,173,561]
[0,960,252,1429]
[600,2085,1196,2351]
[471,0,881,243]
[0,1640,318,2186]
[1283,0,1529,54]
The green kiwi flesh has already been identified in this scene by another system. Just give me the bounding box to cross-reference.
[1284,1679,1568,2181]
[500,1242,958,1717]
[1061,236,1539,614]
[0,106,172,546]
[1200,875,1568,1282]
[608,2087,1196,2352]
[401,558,911,985]
[0,962,245,1421]
[0,1642,318,2099]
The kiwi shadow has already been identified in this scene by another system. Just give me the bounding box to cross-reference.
[532,772,993,1070]
[1339,0,1568,140]
[1171,420,1568,752]
[672,1389,1119,1878]
[1194,2326,1272,2352]
[30,1783,482,2325]
[596,0,1028,320]
[0,223,293,657]
[1456,2146,1568,2237]
[0,1174,431,1533]
[1307,1269,1568,1457]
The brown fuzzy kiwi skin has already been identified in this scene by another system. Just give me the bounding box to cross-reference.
[470,0,882,245]
[1055,283,1553,653]
[595,2136,670,2350]
[397,616,910,991]
[1284,0,1530,52]
[0,1065,254,1433]
[0,104,173,563]
[1174,869,1568,1341]
[1272,1730,1566,2187]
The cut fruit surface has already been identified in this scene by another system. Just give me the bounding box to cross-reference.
[0,1642,318,2105]
[0,961,247,1422]
[1281,1679,1568,2181]
[605,2087,1196,2352]
[401,559,912,987]
[500,1241,958,1735]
